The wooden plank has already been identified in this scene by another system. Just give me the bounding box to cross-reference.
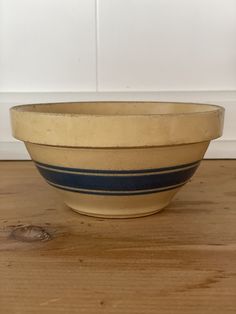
[0,160,235,313]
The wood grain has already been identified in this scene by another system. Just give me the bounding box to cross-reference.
[0,160,235,314]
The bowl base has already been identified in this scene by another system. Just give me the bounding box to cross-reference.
[53,184,180,219]
[68,205,166,219]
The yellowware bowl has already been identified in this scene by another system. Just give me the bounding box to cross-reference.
[10,102,224,218]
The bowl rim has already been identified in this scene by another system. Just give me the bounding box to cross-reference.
[10,101,225,147]
[10,101,224,117]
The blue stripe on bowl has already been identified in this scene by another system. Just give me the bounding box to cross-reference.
[34,161,200,196]
[35,160,200,174]
[44,180,187,196]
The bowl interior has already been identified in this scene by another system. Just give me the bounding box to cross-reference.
[15,102,221,116]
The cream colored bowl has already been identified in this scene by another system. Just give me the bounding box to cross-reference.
[10,102,224,218]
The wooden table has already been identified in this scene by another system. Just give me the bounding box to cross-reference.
[0,160,235,313]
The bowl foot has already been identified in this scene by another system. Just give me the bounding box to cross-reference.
[68,205,166,219]
[60,188,179,218]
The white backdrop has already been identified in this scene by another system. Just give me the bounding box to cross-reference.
[0,0,235,159]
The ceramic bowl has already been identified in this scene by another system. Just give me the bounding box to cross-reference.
[10,102,224,218]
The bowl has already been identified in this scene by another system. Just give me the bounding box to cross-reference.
[10,101,224,218]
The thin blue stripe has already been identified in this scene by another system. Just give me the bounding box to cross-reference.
[34,160,200,174]
[46,181,186,196]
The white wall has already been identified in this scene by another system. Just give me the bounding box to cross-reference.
[0,0,235,159]
[97,0,236,91]
[0,0,96,91]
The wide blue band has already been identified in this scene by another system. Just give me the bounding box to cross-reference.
[35,160,200,196]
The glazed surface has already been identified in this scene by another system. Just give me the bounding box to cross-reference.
[11,102,224,147]
[25,142,208,217]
